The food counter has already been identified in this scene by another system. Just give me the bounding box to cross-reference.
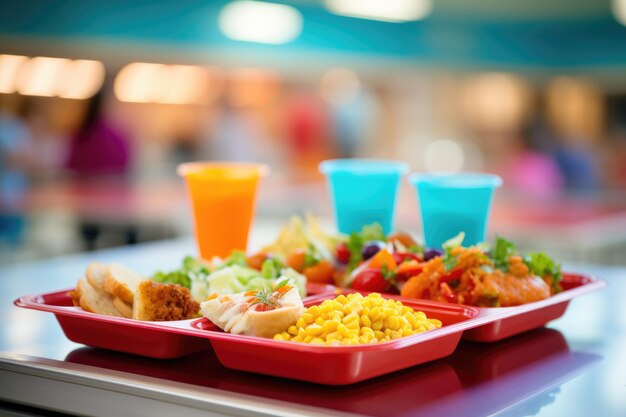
[1,232,625,417]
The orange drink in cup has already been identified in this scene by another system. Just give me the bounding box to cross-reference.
[177,162,268,259]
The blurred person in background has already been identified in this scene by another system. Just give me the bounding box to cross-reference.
[548,133,600,191]
[328,86,378,158]
[284,91,332,178]
[65,86,131,177]
[0,97,32,245]
[207,107,269,162]
[499,125,564,197]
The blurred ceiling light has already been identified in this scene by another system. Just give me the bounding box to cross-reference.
[227,67,280,107]
[424,139,465,173]
[114,62,167,103]
[319,67,361,105]
[324,0,432,22]
[160,65,212,105]
[612,0,626,26]
[56,59,105,99]
[1,55,105,99]
[546,76,603,140]
[461,73,531,132]
[0,54,28,94]
[17,56,69,97]
[115,62,219,105]
[219,1,303,44]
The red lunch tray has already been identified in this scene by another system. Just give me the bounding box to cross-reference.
[13,272,603,384]
[15,287,479,385]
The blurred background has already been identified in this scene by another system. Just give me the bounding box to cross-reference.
[1,0,626,266]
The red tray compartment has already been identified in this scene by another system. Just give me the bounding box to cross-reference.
[12,282,351,359]
[14,289,212,359]
[463,273,605,341]
[181,295,479,385]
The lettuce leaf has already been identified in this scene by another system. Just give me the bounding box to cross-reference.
[524,252,563,292]
[492,236,517,271]
[152,255,210,288]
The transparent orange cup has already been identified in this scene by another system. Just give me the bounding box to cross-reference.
[177,162,268,259]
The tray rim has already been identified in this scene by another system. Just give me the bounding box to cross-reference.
[15,288,482,353]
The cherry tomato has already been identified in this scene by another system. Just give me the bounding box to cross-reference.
[351,267,391,292]
[246,252,268,270]
[368,249,398,271]
[440,268,463,283]
[336,242,351,264]
[393,252,421,265]
[303,259,334,283]
[286,250,306,272]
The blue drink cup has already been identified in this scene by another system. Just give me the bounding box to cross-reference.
[409,173,502,249]
[319,159,409,235]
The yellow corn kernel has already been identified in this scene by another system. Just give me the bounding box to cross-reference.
[337,323,350,337]
[311,337,325,344]
[325,331,340,341]
[322,319,339,334]
[342,312,359,324]
[372,320,383,331]
[320,303,333,315]
[274,334,285,341]
[302,313,315,324]
[369,307,383,322]
[288,325,298,336]
[335,295,348,304]
[360,314,372,328]
[314,317,325,325]
[360,327,375,337]
[305,324,323,336]
[385,315,400,330]
[296,318,306,328]
[402,328,415,337]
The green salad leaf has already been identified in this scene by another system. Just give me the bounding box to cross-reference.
[524,252,563,292]
[492,236,517,271]
[261,258,285,280]
[152,256,209,289]
[154,254,308,302]
[441,232,465,272]
[222,250,248,267]
[442,232,465,253]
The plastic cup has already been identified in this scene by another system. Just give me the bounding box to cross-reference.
[319,159,409,235]
[409,172,502,249]
[177,162,268,259]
